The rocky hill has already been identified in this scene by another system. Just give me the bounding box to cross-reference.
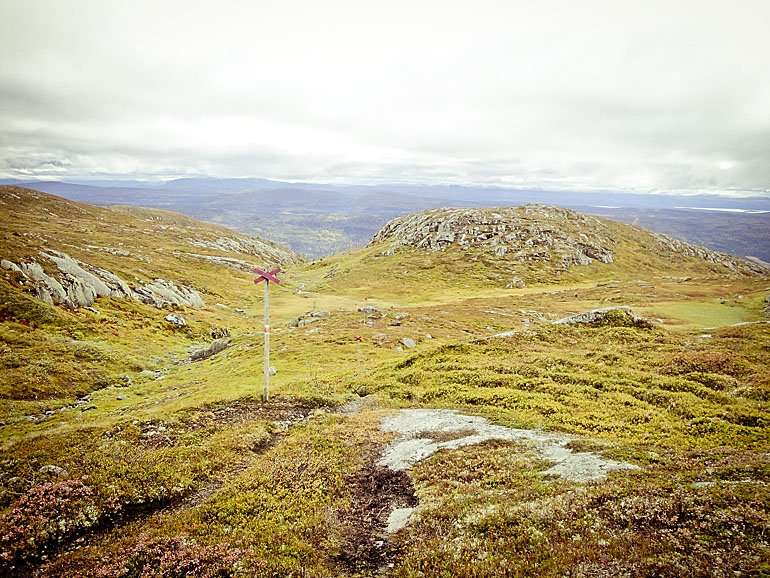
[0,186,300,402]
[368,205,767,283]
[1,186,299,310]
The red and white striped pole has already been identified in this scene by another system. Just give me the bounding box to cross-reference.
[254,267,281,402]
[262,278,270,402]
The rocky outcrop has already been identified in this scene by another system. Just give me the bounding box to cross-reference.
[553,306,653,329]
[1,250,204,309]
[187,235,300,266]
[189,338,230,362]
[652,233,768,275]
[370,205,768,277]
[290,310,330,328]
[165,313,187,327]
[176,252,255,272]
[370,206,615,269]
[134,279,204,309]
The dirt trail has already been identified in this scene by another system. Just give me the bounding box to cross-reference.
[335,460,417,573]
[31,396,359,576]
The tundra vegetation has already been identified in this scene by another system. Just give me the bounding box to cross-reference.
[0,186,768,577]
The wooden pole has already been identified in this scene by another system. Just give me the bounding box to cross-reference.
[263,279,270,402]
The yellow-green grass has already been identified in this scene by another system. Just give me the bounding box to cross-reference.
[328,322,770,454]
[2,187,769,576]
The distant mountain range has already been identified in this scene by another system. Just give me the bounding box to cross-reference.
[3,177,769,260]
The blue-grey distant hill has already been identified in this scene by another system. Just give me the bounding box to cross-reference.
[3,177,768,260]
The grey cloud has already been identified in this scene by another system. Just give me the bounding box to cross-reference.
[0,0,768,196]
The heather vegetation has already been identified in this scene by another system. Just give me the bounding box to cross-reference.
[1,187,768,576]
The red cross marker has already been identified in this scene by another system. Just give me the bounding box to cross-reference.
[254,266,281,401]
[254,267,281,285]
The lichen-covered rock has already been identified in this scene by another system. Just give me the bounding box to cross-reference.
[370,205,766,277]
[290,310,330,327]
[165,313,187,327]
[19,261,69,305]
[189,338,230,362]
[553,306,653,328]
[178,252,255,272]
[38,464,67,477]
[652,233,768,275]
[1,259,22,273]
[134,279,204,309]
[3,250,204,309]
[187,235,300,266]
[371,206,615,269]
[41,251,112,298]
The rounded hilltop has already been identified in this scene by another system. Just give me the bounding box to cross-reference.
[316,204,770,293]
[371,205,615,269]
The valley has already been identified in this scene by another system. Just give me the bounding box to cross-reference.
[6,178,770,261]
[0,186,768,577]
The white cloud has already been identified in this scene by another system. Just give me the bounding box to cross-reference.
[0,0,768,195]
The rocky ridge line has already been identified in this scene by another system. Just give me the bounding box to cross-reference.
[370,205,768,275]
[371,205,615,268]
[2,250,204,309]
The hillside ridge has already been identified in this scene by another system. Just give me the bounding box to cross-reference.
[0,186,300,310]
[370,205,767,276]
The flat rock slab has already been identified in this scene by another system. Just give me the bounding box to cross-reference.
[378,409,637,483]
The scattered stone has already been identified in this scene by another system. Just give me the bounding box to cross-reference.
[389,313,409,327]
[506,276,526,289]
[139,369,164,380]
[187,235,300,265]
[269,366,277,376]
[189,338,231,362]
[553,306,653,329]
[290,310,330,327]
[372,333,388,346]
[176,252,255,272]
[39,465,67,477]
[116,395,126,401]
[234,308,246,314]
[425,333,433,339]
[386,507,416,534]
[116,375,132,388]
[358,305,381,315]
[210,327,230,339]
[400,337,417,349]
[1,259,22,273]
[165,313,187,327]
[135,279,204,309]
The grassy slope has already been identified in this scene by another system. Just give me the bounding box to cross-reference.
[0,186,299,414]
[0,190,768,576]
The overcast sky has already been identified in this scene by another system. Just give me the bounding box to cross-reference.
[0,0,768,195]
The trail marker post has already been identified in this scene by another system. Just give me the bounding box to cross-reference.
[254,266,281,402]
